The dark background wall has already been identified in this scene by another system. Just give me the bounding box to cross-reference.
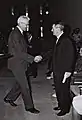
[0,0,82,31]
[0,0,81,25]
[0,0,82,46]
[51,0,82,32]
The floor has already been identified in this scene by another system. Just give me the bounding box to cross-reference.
[0,62,73,120]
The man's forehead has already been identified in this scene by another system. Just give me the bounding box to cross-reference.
[20,19,29,24]
[52,24,55,27]
[23,19,29,23]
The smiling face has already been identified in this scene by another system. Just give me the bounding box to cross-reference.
[19,20,29,31]
[17,16,30,31]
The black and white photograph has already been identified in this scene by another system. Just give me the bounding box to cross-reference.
[0,0,82,120]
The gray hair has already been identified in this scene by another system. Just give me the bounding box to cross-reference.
[17,15,30,24]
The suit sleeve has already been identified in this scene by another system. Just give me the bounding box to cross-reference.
[62,39,76,72]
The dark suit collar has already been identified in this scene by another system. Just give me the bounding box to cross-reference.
[16,26,23,35]
[57,31,64,40]
[14,27,23,36]
[56,33,65,46]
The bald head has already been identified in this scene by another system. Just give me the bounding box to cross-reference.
[17,15,30,31]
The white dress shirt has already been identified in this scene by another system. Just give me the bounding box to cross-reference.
[56,31,64,44]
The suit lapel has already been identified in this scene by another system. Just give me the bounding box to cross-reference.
[56,34,64,46]
[15,27,27,51]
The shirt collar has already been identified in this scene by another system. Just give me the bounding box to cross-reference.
[17,25,23,35]
[57,31,64,39]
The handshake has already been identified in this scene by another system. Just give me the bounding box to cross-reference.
[34,55,42,63]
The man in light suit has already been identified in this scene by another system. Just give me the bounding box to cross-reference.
[52,21,76,116]
[4,15,42,114]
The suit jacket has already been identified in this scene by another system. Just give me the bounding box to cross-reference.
[8,27,34,71]
[52,34,76,74]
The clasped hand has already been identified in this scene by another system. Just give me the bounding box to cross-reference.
[34,55,42,63]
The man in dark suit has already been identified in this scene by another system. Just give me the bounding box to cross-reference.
[52,21,76,116]
[4,15,42,114]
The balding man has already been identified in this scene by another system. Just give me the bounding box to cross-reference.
[4,15,42,114]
